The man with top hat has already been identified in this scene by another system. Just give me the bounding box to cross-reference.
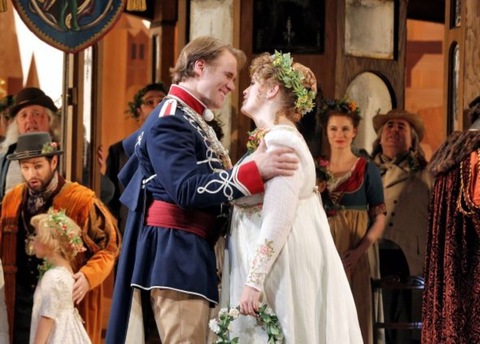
[422,96,480,343]
[0,132,120,343]
[0,87,60,202]
[371,109,434,343]
[107,36,299,343]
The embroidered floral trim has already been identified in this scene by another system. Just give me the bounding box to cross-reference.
[247,239,275,286]
[369,203,387,219]
[41,142,59,154]
[235,203,263,217]
[246,128,269,154]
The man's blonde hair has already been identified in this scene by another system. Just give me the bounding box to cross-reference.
[170,36,246,84]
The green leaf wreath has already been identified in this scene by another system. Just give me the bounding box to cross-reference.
[209,304,285,344]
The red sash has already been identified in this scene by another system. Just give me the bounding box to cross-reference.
[145,200,217,239]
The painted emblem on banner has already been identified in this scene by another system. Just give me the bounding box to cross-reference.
[12,0,126,53]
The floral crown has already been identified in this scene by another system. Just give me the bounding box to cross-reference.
[271,51,316,116]
[41,141,59,154]
[320,96,361,119]
[47,208,86,257]
[125,83,167,119]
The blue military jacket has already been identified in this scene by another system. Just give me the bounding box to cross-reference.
[107,85,264,343]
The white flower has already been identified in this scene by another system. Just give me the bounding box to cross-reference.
[228,307,240,318]
[208,319,220,334]
[219,308,228,316]
[264,306,273,315]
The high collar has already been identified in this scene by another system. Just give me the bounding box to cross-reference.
[168,85,208,115]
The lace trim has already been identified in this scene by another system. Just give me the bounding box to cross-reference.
[327,158,360,192]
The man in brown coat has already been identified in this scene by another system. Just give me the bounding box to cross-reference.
[0,132,120,343]
[372,109,433,343]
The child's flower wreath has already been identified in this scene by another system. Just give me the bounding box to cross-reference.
[209,304,285,344]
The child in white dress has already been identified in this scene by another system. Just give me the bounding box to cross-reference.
[29,208,91,344]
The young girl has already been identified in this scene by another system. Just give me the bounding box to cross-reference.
[29,208,91,344]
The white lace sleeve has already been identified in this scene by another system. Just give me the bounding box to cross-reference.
[39,269,71,320]
[245,128,304,290]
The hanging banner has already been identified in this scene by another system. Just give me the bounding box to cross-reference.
[11,0,126,53]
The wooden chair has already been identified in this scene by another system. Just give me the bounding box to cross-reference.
[371,275,424,344]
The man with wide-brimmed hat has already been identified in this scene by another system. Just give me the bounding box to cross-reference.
[371,108,434,343]
[0,87,61,202]
[0,132,120,343]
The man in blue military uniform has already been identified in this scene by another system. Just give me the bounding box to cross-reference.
[107,36,299,343]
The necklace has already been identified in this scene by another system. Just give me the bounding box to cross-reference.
[172,96,232,169]
[21,209,36,256]
[246,128,269,153]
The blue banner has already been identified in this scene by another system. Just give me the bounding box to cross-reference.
[12,0,126,53]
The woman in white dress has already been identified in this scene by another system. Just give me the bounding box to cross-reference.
[29,209,91,344]
[225,52,363,343]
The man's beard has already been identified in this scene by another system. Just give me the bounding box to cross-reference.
[26,172,55,194]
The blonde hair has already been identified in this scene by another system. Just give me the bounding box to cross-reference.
[31,212,83,263]
[250,53,317,122]
[170,36,246,84]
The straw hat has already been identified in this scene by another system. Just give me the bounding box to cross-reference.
[372,109,425,140]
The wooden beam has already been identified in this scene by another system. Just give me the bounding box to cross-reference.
[150,0,178,87]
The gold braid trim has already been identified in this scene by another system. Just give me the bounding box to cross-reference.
[457,148,480,216]
[173,97,232,170]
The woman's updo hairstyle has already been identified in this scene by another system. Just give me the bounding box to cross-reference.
[250,52,317,123]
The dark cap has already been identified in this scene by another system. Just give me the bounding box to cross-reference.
[9,88,58,118]
[7,132,63,161]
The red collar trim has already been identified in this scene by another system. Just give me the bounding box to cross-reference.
[169,85,207,115]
